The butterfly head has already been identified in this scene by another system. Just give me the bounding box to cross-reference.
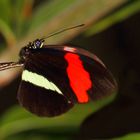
[28,39,45,49]
[19,39,45,62]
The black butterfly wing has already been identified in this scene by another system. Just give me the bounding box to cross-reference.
[18,45,117,117]
[46,45,117,100]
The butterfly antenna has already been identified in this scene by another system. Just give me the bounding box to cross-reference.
[41,24,84,40]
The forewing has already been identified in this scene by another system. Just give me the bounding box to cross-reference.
[46,45,117,101]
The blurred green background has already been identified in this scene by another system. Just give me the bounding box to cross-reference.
[0,0,140,139]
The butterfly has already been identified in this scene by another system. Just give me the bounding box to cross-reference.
[0,24,117,117]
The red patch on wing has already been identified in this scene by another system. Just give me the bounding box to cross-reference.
[64,53,92,103]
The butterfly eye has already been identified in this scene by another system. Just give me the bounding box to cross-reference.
[34,40,41,48]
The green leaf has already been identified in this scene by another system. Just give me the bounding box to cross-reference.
[0,0,11,24]
[0,19,16,47]
[85,0,140,36]
[0,94,115,140]
[10,0,34,37]
[25,0,127,44]
[113,133,140,140]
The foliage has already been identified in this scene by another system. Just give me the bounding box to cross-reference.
[0,96,114,140]
[0,0,139,139]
